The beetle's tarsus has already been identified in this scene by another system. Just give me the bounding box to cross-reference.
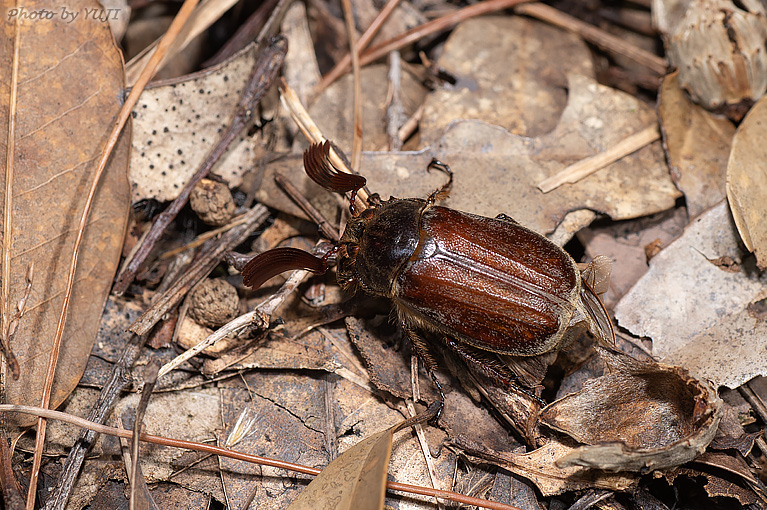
[428,371,445,422]
[402,321,445,421]
[426,159,454,204]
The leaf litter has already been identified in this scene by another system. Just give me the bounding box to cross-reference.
[7,1,767,509]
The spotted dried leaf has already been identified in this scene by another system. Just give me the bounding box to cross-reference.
[130,43,266,202]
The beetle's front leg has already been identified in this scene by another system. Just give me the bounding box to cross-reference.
[401,320,445,420]
[494,213,519,225]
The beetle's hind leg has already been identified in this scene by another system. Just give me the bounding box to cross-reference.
[442,337,546,406]
[401,321,446,420]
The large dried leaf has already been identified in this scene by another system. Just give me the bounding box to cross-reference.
[726,93,767,269]
[260,75,678,236]
[431,74,679,233]
[658,70,735,219]
[615,202,767,388]
[1,0,130,427]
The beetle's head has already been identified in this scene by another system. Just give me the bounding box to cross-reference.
[334,209,370,291]
[241,141,372,291]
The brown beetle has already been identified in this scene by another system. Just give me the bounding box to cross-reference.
[243,142,615,397]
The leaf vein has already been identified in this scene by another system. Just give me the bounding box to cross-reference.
[17,87,103,142]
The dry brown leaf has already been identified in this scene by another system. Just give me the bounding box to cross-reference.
[615,202,767,389]
[658,70,735,219]
[663,454,764,506]
[261,74,677,245]
[726,93,767,269]
[539,349,722,472]
[419,16,595,144]
[219,372,329,509]
[113,389,222,490]
[345,316,438,402]
[432,74,679,233]
[1,1,130,427]
[287,425,394,510]
[129,43,266,202]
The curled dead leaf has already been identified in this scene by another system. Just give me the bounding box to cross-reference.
[657,70,735,219]
[726,94,767,270]
[539,348,722,472]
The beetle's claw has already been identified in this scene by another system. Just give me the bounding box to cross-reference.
[428,371,446,423]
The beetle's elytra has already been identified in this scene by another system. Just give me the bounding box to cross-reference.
[242,142,615,387]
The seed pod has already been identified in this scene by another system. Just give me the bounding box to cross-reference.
[190,179,236,226]
[662,0,767,121]
[188,278,240,328]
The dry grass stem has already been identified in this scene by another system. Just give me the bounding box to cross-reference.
[341,0,364,170]
[279,82,370,207]
[516,3,667,75]
[537,124,660,193]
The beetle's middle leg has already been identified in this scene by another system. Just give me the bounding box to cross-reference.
[442,337,546,406]
[401,320,446,419]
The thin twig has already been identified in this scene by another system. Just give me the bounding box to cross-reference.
[537,124,660,192]
[341,0,364,170]
[113,36,287,295]
[159,212,254,259]
[40,333,148,510]
[129,203,270,336]
[515,3,667,75]
[334,0,533,80]
[1,405,524,510]
[27,2,201,508]
[316,0,405,94]
[274,174,340,242]
[130,360,160,510]
[398,103,423,143]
